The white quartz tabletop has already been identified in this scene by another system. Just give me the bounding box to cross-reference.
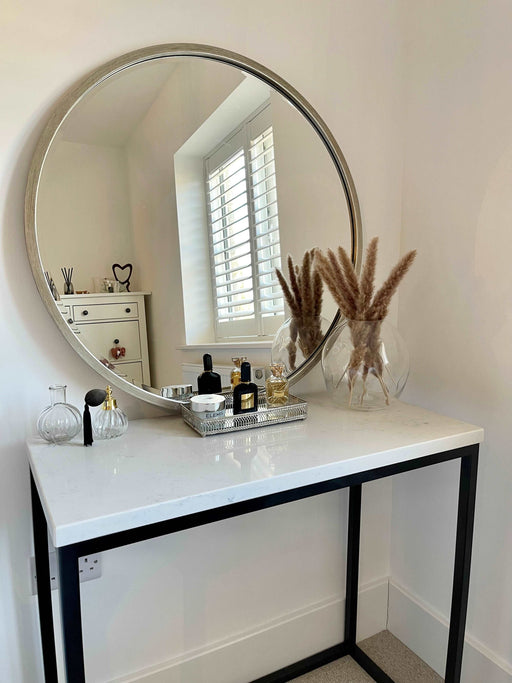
[27,395,483,547]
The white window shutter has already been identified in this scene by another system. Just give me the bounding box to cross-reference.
[205,104,284,340]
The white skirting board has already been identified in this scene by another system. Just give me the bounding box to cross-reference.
[109,578,389,683]
[387,580,512,683]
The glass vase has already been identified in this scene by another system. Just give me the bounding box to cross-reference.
[37,385,82,443]
[271,315,330,375]
[321,319,409,410]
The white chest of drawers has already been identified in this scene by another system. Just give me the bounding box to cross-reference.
[59,292,151,387]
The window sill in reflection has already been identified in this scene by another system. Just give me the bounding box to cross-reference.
[177,341,272,350]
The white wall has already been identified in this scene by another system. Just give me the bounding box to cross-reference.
[272,91,352,324]
[394,0,512,678]
[38,140,136,294]
[0,2,402,681]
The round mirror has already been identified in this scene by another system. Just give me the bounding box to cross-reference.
[25,44,362,408]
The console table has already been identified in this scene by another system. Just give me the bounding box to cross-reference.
[28,395,483,682]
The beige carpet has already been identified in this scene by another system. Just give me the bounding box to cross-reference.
[294,631,442,682]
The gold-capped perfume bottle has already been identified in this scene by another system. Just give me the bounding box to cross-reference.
[266,363,289,406]
[230,356,247,390]
[93,386,128,439]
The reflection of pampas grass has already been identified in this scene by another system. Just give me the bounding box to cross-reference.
[315,238,416,405]
[276,250,324,371]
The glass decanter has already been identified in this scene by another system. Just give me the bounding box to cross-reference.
[265,363,289,406]
[93,386,128,439]
[37,385,82,443]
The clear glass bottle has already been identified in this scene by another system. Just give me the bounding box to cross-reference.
[37,385,82,443]
[266,363,289,406]
[93,386,128,439]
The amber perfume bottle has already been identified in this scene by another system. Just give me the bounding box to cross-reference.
[197,353,222,394]
[266,363,289,406]
[233,361,258,414]
[230,356,247,390]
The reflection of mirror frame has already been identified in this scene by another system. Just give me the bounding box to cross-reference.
[25,43,362,409]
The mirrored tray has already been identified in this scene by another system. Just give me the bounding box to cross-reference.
[181,391,307,437]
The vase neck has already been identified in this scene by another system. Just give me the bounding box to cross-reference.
[49,384,67,406]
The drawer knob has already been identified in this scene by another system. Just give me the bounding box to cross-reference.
[67,318,73,324]
[82,310,89,316]
[114,339,120,344]
[125,307,131,313]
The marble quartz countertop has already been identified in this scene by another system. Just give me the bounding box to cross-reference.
[27,395,483,547]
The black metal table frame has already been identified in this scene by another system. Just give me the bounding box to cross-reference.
[31,442,479,683]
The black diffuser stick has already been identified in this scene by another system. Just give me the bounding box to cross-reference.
[83,389,107,446]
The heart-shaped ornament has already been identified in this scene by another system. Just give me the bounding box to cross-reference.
[112,263,133,292]
[110,346,126,360]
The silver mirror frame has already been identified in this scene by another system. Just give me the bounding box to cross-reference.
[25,43,362,409]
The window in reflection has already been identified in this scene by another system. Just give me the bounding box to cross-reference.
[205,104,284,341]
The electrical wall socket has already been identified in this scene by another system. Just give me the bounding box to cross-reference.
[78,553,102,583]
[252,365,270,384]
[30,552,101,595]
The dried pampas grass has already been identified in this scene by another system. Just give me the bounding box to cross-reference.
[276,250,324,371]
[315,238,416,405]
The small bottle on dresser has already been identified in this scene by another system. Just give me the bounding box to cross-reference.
[233,361,258,414]
[197,353,222,394]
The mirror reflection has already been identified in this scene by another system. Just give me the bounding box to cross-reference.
[36,55,353,395]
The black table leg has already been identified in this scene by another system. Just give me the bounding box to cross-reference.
[31,472,58,683]
[445,445,479,683]
[58,546,86,682]
[345,484,362,646]
[346,485,395,683]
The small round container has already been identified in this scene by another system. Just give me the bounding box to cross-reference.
[189,394,226,417]
[161,384,194,400]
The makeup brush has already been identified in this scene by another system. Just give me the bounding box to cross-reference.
[83,389,107,446]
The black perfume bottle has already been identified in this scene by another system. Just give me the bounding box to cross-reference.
[197,353,222,394]
[233,361,258,414]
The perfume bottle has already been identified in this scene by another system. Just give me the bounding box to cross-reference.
[93,386,128,439]
[230,356,247,390]
[266,363,289,406]
[37,384,82,443]
[197,354,222,394]
[233,361,258,414]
